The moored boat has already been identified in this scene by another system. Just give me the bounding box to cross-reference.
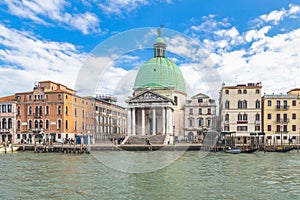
[241,148,258,153]
[225,147,241,154]
[0,146,19,153]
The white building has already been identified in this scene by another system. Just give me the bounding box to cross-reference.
[184,93,216,142]
[0,95,17,144]
[219,82,262,136]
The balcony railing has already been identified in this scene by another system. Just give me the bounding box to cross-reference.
[237,120,248,124]
[275,118,289,123]
[275,105,289,110]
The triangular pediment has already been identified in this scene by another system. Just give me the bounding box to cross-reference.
[127,90,173,103]
[191,93,209,99]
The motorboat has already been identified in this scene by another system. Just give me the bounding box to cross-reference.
[225,147,241,154]
[0,146,19,153]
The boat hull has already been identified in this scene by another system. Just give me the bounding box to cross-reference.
[225,148,241,154]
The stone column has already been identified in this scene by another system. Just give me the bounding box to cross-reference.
[167,107,173,135]
[132,108,136,135]
[152,108,156,135]
[127,108,131,135]
[142,108,145,135]
[162,107,166,135]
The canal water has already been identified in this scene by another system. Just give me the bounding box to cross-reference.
[0,151,300,199]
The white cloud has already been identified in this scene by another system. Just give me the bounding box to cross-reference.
[2,0,100,34]
[0,24,86,96]
[98,0,172,16]
[186,4,300,95]
[259,4,300,25]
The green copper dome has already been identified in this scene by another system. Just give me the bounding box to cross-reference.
[134,32,186,93]
[134,56,186,93]
[154,36,166,45]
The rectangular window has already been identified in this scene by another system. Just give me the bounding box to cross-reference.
[276,114,280,122]
[224,126,229,131]
[276,125,281,132]
[207,108,211,115]
[292,100,296,106]
[2,105,6,113]
[7,105,12,113]
[198,98,203,103]
[292,113,296,120]
[267,125,272,131]
[198,108,202,114]
[267,114,271,120]
[189,108,193,115]
[255,126,260,131]
[268,100,272,106]
[237,126,248,131]
[276,100,280,108]
[283,125,288,132]
[292,125,296,131]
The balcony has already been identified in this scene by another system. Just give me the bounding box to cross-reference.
[34,113,42,118]
[275,105,289,110]
[237,120,248,124]
[275,118,289,124]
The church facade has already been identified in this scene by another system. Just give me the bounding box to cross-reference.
[126,29,187,142]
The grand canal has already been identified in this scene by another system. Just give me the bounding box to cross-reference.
[1,151,300,199]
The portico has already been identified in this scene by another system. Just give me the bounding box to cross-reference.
[126,90,174,136]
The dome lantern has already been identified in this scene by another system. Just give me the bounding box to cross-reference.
[153,27,166,58]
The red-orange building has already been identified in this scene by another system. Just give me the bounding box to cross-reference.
[0,81,126,144]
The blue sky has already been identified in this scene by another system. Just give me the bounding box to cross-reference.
[0,0,300,103]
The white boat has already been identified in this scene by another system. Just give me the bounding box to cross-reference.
[225,147,241,154]
[0,146,19,153]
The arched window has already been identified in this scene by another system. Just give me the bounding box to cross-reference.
[65,120,68,130]
[39,106,42,116]
[46,120,49,129]
[256,113,260,121]
[45,106,49,115]
[65,106,68,115]
[28,106,32,115]
[243,114,248,121]
[225,114,229,121]
[35,106,39,116]
[58,119,62,130]
[238,100,243,109]
[243,89,247,94]
[238,114,242,121]
[34,120,38,128]
[256,89,260,94]
[225,100,230,109]
[243,100,247,109]
[189,118,193,127]
[17,120,21,130]
[57,106,62,115]
[8,118,12,129]
[255,100,260,109]
[28,120,32,129]
[39,120,43,128]
[2,118,7,129]
[238,90,242,94]
[207,118,211,127]
[17,106,21,115]
[198,118,203,126]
